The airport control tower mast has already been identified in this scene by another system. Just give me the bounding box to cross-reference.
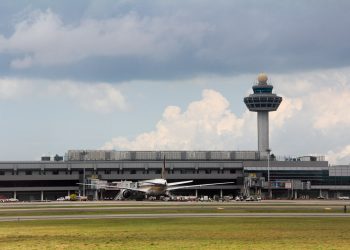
[244,73,282,153]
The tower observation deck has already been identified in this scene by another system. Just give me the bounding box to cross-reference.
[244,73,282,152]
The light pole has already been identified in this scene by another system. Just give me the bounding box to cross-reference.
[266,149,271,199]
[82,151,88,197]
[83,165,86,197]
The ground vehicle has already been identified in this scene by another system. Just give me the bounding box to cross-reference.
[338,196,350,200]
[235,196,245,201]
[0,198,19,202]
[200,196,209,201]
[245,196,261,201]
[56,197,65,201]
[77,196,88,201]
[245,196,255,201]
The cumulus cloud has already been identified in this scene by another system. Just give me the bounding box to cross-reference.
[49,82,127,113]
[0,9,209,68]
[327,145,350,165]
[103,89,300,151]
[0,78,33,100]
[270,96,303,128]
[270,67,350,131]
[309,87,350,131]
[0,77,126,113]
[103,89,244,150]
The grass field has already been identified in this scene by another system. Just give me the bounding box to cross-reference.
[0,217,350,249]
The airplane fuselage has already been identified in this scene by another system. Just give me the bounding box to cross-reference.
[137,179,168,196]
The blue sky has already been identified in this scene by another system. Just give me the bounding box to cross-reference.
[1,1,350,164]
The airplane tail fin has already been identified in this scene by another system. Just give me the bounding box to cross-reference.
[161,155,167,179]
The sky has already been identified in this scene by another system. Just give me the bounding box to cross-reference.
[0,0,350,164]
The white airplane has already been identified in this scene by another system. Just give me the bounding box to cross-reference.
[79,157,234,199]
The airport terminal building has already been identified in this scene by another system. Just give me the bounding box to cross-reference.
[0,150,349,201]
[1,74,350,201]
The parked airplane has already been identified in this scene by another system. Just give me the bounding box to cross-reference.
[78,157,234,200]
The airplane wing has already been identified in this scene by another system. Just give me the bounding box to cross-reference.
[166,181,234,191]
[77,183,145,193]
[77,183,120,189]
[167,180,193,186]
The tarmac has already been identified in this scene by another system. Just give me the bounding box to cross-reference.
[1,213,350,222]
[2,200,350,221]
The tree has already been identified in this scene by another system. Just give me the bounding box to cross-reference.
[69,193,77,201]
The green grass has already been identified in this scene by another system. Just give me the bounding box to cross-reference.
[0,217,350,249]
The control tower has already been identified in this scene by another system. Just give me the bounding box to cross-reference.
[244,73,282,153]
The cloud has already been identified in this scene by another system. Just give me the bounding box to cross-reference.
[269,67,350,132]
[0,77,127,113]
[103,89,244,150]
[49,81,127,113]
[0,2,350,80]
[0,78,32,100]
[270,96,303,128]
[0,9,209,68]
[327,145,350,165]
[102,89,300,151]
[309,87,350,131]
[10,55,33,69]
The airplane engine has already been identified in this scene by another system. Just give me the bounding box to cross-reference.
[122,189,133,199]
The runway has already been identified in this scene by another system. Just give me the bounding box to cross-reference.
[2,212,350,222]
